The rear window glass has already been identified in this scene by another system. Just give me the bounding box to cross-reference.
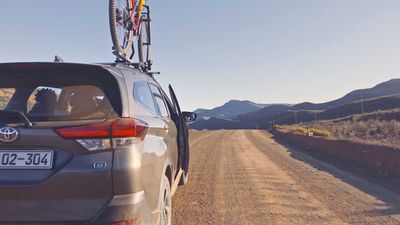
[0,75,120,122]
[0,88,15,109]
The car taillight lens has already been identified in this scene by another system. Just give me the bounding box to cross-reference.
[54,122,112,138]
[111,118,148,138]
[55,118,148,151]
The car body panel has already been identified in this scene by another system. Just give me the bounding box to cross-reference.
[114,67,179,213]
[0,130,114,222]
[0,62,187,225]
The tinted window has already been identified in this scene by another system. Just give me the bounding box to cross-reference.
[133,82,157,114]
[0,84,117,122]
[0,88,15,109]
[149,84,169,118]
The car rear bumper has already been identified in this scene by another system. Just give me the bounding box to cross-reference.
[0,191,155,225]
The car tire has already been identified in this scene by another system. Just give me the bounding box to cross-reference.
[159,175,172,225]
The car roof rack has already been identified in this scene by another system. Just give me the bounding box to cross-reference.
[146,71,160,76]
[114,58,159,76]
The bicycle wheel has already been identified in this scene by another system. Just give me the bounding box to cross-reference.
[109,0,134,59]
[138,15,152,70]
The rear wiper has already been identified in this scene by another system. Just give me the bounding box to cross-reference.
[0,110,33,128]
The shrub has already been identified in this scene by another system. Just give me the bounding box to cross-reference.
[287,112,400,147]
[293,127,308,134]
[309,129,332,138]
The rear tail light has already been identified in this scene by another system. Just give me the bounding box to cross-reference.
[54,122,112,138]
[55,118,148,151]
[111,118,148,138]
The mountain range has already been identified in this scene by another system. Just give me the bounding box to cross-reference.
[190,78,400,130]
[194,100,273,119]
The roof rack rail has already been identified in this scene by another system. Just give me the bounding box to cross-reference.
[114,58,158,75]
[146,71,160,76]
[115,58,141,68]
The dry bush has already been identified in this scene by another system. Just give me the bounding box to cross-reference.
[275,125,332,138]
[293,127,308,134]
[309,129,332,138]
[296,114,400,148]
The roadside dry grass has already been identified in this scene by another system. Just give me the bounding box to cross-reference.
[279,109,400,148]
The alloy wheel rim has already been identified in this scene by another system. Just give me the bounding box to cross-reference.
[161,188,171,225]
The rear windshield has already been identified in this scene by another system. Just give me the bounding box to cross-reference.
[0,73,120,122]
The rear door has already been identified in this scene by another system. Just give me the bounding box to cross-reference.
[148,83,179,169]
[0,64,121,223]
[168,85,190,174]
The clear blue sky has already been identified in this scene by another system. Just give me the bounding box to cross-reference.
[1,1,400,111]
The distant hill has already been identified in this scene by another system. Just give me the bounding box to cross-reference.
[193,108,209,115]
[315,78,400,110]
[190,78,400,130]
[194,100,269,119]
[246,95,400,127]
[318,94,400,120]
[287,79,400,111]
[234,79,400,126]
[235,104,292,127]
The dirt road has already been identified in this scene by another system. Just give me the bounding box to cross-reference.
[172,130,400,225]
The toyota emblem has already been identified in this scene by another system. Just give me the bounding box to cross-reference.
[0,127,19,143]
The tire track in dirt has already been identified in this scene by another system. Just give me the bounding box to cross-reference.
[173,130,277,224]
[173,130,400,225]
[212,131,278,224]
[172,131,228,224]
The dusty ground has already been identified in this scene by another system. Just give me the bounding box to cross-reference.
[172,130,400,225]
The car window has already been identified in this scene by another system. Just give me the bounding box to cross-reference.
[27,86,61,113]
[149,84,169,118]
[133,81,157,114]
[0,88,16,109]
[0,83,117,122]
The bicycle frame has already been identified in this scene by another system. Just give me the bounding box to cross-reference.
[132,0,145,30]
[111,0,150,67]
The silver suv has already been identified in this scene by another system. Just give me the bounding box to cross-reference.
[0,62,196,225]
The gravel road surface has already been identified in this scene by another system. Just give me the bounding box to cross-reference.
[172,130,400,225]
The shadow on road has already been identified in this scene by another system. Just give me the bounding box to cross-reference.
[269,132,400,217]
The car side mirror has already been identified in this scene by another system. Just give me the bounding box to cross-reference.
[182,111,197,123]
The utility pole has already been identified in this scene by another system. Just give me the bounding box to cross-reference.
[314,104,317,121]
[360,89,365,115]
[287,110,298,124]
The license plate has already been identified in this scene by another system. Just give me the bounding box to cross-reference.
[0,151,54,169]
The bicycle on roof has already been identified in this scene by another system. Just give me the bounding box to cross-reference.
[109,0,152,71]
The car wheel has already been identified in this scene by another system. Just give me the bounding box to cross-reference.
[159,175,171,225]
